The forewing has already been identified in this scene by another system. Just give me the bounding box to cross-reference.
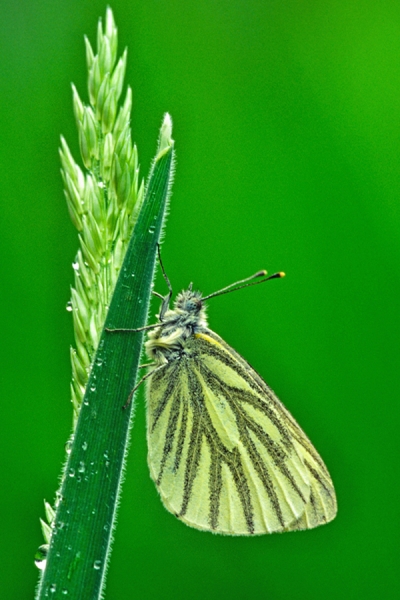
[146,331,337,535]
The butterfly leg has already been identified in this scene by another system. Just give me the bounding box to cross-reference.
[123,363,167,410]
[105,322,162,333]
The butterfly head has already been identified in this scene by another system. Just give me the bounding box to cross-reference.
[169,289,208,331]
[173,289,203,315]
[161,288,208,331]
[147,289,208,360]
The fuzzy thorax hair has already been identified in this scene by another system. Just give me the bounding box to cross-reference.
[145,289,208,362]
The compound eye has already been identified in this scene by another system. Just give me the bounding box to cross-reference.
[193,298,202,310]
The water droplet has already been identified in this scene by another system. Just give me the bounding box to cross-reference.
[78,461,85,473]
[34,544,48,570]
[93,560,102,570]
[62,589,69,595]
[66,301,73,312]
[57,521,65,530]
[35,558,46,571]
[82,441,88,451]
[68,468,75,478]
[148,225,155,234]
[95,357,103,367]
[50,583,57,593]
[103,451,110,460]
[72,262,79,271]
[90,384,96,392]
[131,273,135,278]
[83,399,89,406]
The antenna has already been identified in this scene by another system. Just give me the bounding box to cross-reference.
[156,244,173,321]
[157,244,172,296]
[202,270,285,301]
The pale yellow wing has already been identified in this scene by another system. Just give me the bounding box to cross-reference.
[146,330,337,535]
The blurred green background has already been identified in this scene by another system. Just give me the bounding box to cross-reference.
[1,1,399,598]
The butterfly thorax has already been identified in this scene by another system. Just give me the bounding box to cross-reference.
[145,289,208,363]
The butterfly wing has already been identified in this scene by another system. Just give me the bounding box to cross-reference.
[146,329,337,535]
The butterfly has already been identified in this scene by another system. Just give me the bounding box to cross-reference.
[118,255,337,535]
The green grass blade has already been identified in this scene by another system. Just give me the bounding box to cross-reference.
[36,115,175,600]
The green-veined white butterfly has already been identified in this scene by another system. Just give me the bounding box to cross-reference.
[116,257,337,535]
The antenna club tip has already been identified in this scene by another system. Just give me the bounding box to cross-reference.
[279,271,286,278]
[254,270,267,277]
